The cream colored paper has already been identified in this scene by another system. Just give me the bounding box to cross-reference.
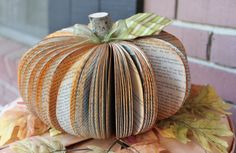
[134,38,190,119]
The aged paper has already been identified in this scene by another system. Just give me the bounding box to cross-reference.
[134,38,190,119]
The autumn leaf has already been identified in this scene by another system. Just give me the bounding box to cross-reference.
[158,126,176,139]
[49,128,62,137]
[0,99,49,146]
[157,85,233,153]
[10,137,65,153]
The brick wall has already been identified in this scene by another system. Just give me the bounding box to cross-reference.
[0,37,29,105]
[145,0,236,127]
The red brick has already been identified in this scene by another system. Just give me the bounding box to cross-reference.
[189,60,236,103]
[177,0,236,28]
[144,0,176,18]
[165,26,209,59]
[210,34,236,68]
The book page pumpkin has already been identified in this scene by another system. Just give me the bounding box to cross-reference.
[18,12,190,139]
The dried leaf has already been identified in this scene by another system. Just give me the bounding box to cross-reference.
[0,99,49,146]
[158,126,176,139]
[174,124,190,144]
[10,137,65,153]
[158,85,233,153]
[49,128,62,137]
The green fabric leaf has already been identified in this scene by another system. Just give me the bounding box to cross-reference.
[73,13,172,43]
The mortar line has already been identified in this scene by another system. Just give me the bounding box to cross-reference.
[206,32,213,61]
[172,20,236,36]
[188,57,236,74]
[174,0,179,19]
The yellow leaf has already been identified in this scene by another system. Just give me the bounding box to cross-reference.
[175,125,190,144]
[193,132,211,152]
[157,85,233,153]
[49,128,62,137]
[158,126,176,139]
[10,137,65,153]
[0,100,49,146]
[0,123,16,145]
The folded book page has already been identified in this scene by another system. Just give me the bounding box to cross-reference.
[18,28,190,138]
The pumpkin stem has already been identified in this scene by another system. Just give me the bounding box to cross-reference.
[88,12,112,39]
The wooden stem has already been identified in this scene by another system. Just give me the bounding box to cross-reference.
[88,12,112,38]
